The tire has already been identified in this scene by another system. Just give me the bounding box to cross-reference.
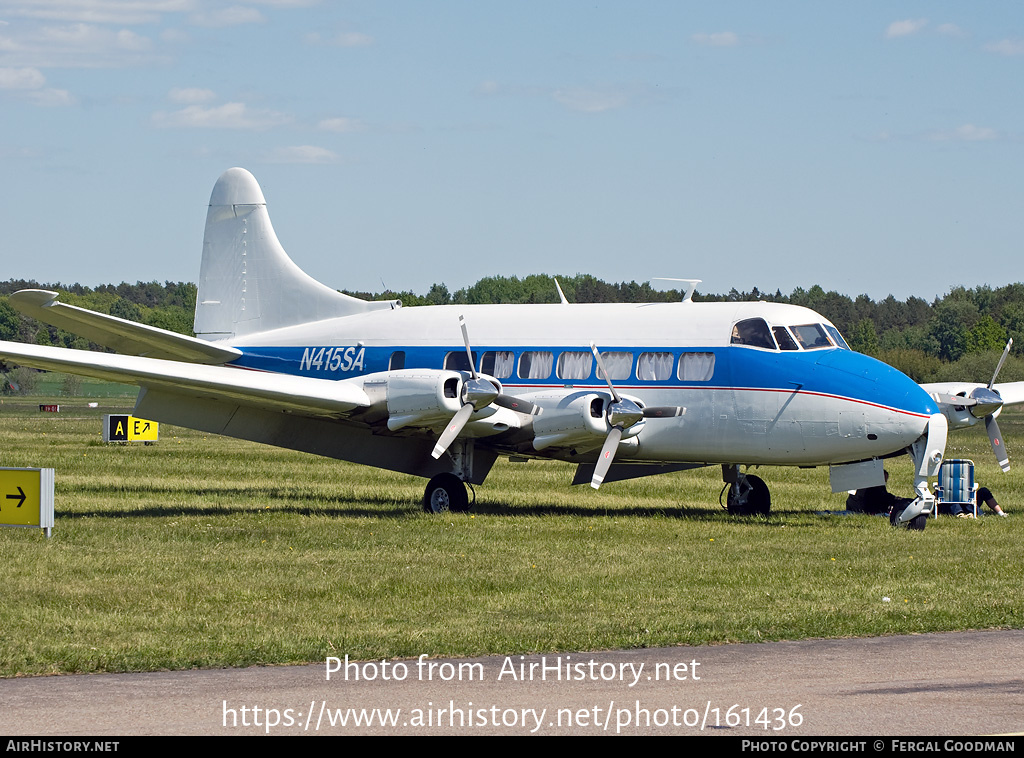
[423,473,469,514]
[727,474,771,516]
[889,505,927,531]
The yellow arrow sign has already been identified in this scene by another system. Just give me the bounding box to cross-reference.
[0,468,54,536]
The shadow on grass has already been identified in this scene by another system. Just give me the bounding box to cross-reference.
[60,483,842,524]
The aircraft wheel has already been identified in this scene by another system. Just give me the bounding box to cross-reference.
[423,473,469,514]
[727,474,771,516]
[889,505,926,531]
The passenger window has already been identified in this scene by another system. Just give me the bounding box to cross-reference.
[791,324,832,350]
[519,351,553,379]
[772,327,799,351]
[444,351,477,371]
[677,352,716,381]
[556,351,593,381]
[637,352,674,381]
[596,352,633,381]
[730,318,777,350]
[481,351,515,378]
[389,351,406,370]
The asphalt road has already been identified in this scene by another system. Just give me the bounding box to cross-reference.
[2,630,1022,736]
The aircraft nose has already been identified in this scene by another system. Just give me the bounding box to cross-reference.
[816,350,939,418]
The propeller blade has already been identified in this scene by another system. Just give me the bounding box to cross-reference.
[986,415,1010,472]
[459,315,478,380]
[494,393,542,416]
[589,343,621,403]
[642,406,685,418]
[591,426,623,489]
[431,403,475,459]
[988,338,1013,390]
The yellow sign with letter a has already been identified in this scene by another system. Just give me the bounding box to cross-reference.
[103,414,159,442]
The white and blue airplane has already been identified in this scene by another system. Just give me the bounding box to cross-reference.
[1,168,1020,527]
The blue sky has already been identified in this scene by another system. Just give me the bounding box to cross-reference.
[1,1,1021,302]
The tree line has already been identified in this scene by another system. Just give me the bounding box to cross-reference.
[3,275,1024,384]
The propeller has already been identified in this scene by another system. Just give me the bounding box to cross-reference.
[982,339,1012,472]
[588,343,685,488]
[430,316,541,460]
[931,339,1012,472]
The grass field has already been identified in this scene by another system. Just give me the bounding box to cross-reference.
[0,395,1021,677]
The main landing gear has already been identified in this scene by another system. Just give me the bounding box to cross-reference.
[889,413,947,531]
[423,473,470,514]
[722,465,771,516]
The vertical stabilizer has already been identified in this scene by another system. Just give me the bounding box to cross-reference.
[194,168,395,340]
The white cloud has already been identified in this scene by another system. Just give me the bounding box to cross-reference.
[189,6,266,28]
[263,145,339,164]
[0,1,192,25]
[334,31,372,47]
[928,124,999,142]
[152,101,291,129]
[552,86,629,113]
[691,31,738,47]
[886,19,928,38]
[936,23,966,38]
[0,22,160,68]
[159,27,190,43]
[26,86,76,106]
[305,30,373,47]
[475,80,656,114]
[0,64,76,105]
[168,86,216,104]
[0,66,45,89]
[984,39,1024,56]
[247,0,319,6]
[317,117,364,133]
[114,27,150,50]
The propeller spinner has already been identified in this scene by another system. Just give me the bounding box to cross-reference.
[588,343,685,488]
[431,316,541,460]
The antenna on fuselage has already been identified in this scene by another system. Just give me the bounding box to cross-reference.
[553,278,569,305]
[650,278,701,303]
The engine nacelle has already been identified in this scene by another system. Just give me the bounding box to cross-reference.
[922,381,1002,431]
[532,393,643,451]
[380,370,466,431]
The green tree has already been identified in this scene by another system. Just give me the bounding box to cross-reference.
[966,315,1007,354]
[929,301,979,362]
[848,319,880,355]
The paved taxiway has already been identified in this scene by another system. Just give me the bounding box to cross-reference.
[2,630,1021,735]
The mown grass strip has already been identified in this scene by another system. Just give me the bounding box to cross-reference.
[0,400,1021,676]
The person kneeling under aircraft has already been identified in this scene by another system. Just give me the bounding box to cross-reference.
[846,470,913,516]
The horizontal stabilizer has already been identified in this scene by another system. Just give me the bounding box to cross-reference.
[0,340,369,418]
[10,290,240,364]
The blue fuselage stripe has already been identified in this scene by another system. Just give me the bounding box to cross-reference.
[230,344,938,418]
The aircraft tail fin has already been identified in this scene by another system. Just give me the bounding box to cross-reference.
[194,168,398,341]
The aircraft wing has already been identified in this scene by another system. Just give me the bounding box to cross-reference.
[921,380,1024,412]
[0,341,368,417]
[921,379,1024,473]
[993,381,1024,406]
[9,289,240,364]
